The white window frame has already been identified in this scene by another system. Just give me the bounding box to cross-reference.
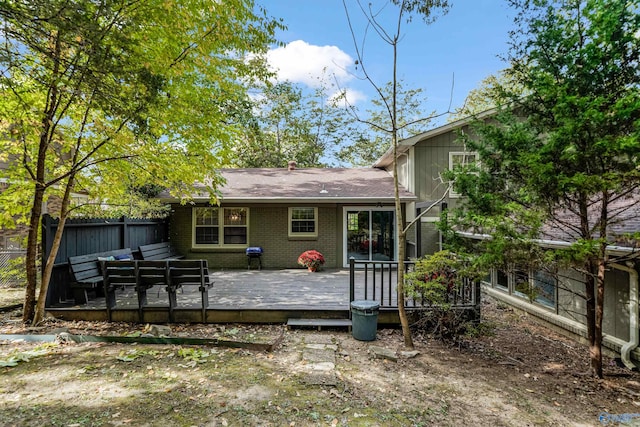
[448,151,479,198]
[192,207,249,248]
[288,207,318,238]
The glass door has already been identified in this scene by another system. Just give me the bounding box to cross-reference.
[345,209,395,264]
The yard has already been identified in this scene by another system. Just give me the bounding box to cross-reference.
[1,295,640,426]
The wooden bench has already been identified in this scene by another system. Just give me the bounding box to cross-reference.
[139,242,184,260]
[68,248,134,304]
[102,259,212,322]
[168,260,212,322]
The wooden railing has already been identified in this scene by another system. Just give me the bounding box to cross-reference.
[349,258,481,311]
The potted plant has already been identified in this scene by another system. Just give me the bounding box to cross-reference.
[297,249,325,272]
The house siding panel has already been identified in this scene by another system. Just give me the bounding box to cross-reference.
[413,126,472,210]
[420,222,440,255]
[603,268,630,341]
[557,269,587,323]
[169,204,340,269]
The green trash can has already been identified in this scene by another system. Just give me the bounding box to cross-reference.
[351,300,380,341]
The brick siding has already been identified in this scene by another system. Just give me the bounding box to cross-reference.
[169,204,339,269]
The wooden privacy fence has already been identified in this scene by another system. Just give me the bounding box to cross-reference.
[42,214,170,306]
[348,258,481,317]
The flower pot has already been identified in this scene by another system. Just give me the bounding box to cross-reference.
[308,266,317,272]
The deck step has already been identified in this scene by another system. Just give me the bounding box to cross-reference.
[287,318,352,331]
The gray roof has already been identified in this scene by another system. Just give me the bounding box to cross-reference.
[160,168,416,203]
[459,192,640,255]
[539,192,640,251]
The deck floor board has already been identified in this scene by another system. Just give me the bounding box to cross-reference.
[64,268,400,310]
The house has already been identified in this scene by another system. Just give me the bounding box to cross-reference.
[374,113,640,365]
[159,162,416,270]
[374,110,493,256]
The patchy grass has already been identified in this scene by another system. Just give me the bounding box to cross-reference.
[2,294,640,426]
[0,342,448,426]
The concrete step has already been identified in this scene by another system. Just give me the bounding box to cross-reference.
[287,318,352,331]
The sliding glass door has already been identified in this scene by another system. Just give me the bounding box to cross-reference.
[345,208,395,265]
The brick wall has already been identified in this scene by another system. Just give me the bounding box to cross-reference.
[169,204,340,269]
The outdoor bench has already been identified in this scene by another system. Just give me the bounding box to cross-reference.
[68,248,134,304]
[139,242,184,260]
[102,259,212,322]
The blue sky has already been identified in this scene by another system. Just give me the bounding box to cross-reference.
[260,0,516,126]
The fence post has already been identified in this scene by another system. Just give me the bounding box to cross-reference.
[349,257,355,319]
[122,216,129,249]
[41,214,54,270]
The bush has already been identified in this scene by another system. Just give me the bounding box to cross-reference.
[405,250,484,340]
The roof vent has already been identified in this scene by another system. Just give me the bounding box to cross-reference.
[287,161,297,171]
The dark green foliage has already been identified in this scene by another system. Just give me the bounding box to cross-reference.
[446,0,640,377]
[405,251,484,339]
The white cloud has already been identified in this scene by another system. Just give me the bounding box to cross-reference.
[328,88,367,108]
[266,40,354,88]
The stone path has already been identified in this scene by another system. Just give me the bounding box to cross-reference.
[298,334,340,386]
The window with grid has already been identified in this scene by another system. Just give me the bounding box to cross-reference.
[193,207,248,247]
[448,151,479,198]
[289,207,317,238]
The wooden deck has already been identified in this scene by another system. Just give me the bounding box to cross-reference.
[47,262,481,325]
[47,269,403,324]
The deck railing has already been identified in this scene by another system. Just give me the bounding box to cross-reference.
[349,258,481,311]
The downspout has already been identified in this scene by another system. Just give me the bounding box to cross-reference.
[612,261,639,370]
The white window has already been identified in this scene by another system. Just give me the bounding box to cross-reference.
[193,207,248,247]
[448,151,478,198]
[289,207,318,238]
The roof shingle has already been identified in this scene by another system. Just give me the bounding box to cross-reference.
[161,168,416,203]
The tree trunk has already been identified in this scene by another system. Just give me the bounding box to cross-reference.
[32,175,75,325]
[397,226,413,348]
[23,184,45,323]
[592,256,606,378]
[584,257,605,379]
[23,31,62,323]
[394,150,413,347]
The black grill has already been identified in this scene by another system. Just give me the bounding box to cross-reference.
[245,247,263,270]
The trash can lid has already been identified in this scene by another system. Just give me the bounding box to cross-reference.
[350,300,380,310]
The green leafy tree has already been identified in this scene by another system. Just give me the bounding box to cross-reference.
[337,81,432,166]
[447,70,521,121]
[0,0,282,324]
[231,79,354,167]
[448,0,640,378]
[344,0,451,348]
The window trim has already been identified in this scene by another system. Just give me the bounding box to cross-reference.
[192,207,249,248]
[448,151,479,198]
[490,266,557,311]
[288,207,318,238]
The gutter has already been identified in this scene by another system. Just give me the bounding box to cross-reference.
[611,262,639,370]
[159,197,418,204]
[456,231,638,257]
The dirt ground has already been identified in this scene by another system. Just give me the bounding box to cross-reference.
[1,298,640,426]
